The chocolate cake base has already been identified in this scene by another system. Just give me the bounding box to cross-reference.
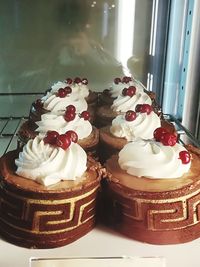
[103,145,200,244]
[0,150,102,248]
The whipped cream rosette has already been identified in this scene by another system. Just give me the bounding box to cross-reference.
[42,90,87,114]
[36,107,92,140]
[110,77,151,113]
[118,137,191,179]
[47,79,90,100]
[15,134,87,186]
[40,78,93,113]
[112,90,152,113]
[110,104,161,141]
[109,76,145,98]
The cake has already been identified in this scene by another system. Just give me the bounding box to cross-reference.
[0,135,102,248]
[96,76,161,127]
[103,130,200,244]
[18,105,99,157]
[29,78,97,125]
[99,76,157,106]
[99,106,176,162]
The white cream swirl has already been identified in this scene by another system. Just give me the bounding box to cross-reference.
[110,112,161,141]
[36,113,92,140]
[112,92,152,113]
[110,79,144,98]
[118,140,191,179]
[50,81,89,99]
[41,93,87,113]
[15,136,87,186]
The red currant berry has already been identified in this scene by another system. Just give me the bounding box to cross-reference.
[126,86,136,97]
[66,105,76,113]
[140,104,153,114]
[57,88,67,98]
[74,77,82,84]
[80,111,90,120]
[34,99,43,108]
[65,130,78,143]
[66,78,73,84]
[153,127,168,141]
[179,151,191,164]
[135,104,143,112]
[161,133,177,146]
[122,88,128,96]
[122,76,131,83]
[82,78,88,85]
[56,134,71,150]
[125,110,137,121]
[64,111,76,122]
[114,77,121,84]
[64,86,72,94]
[44,130,59,145]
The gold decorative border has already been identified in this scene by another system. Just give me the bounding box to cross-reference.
[112,185,200,231]
[0,186,99,234]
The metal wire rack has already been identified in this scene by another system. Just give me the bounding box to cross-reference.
[164,114,200,147]
[0,116,28,156]
[0,114,199,157]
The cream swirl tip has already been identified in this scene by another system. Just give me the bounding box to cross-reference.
[110,112,161,141]
[118,140,191,179]
[15,136,87,186]
[36,113,92,140]
[112,92,152,113]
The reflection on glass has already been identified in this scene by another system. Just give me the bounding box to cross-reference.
[0,0,153,93]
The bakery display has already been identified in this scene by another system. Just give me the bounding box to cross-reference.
[0,135,102,248]
[103,130,200,245]
[1,73,199,249]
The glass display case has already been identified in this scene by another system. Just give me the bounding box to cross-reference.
[0,1,200,267]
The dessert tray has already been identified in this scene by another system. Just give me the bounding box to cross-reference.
[0,112,200,267]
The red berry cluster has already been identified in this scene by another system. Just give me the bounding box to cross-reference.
[122,86,136,97]
[63,105,91,122]
[65,77,88,85]
[57,86,72,98]
[64,105,76,122]
[135,104,153,115]
[43,130,78,150]
[153,127,177,146]
[114,76,132,84]
[179,150,191,164]
[125,110,136,121]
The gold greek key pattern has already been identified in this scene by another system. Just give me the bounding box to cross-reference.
[112,186,200,231]
[0,186,98,234]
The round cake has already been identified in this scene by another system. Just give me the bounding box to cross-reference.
[96,76,160,127]
[103,137,200,244]
[0,136,102,248]
[29,78,97,125]
[18,106,99,157]
[99,76,159,108]
[99,107,176,162]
